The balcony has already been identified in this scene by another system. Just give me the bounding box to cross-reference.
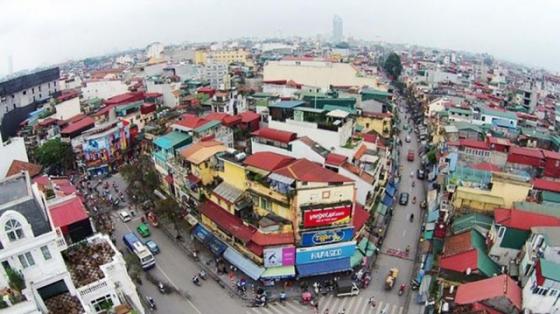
[247,180,290,205]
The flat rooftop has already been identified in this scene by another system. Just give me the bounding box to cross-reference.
[0,174,29,205]
[63,236,115,288]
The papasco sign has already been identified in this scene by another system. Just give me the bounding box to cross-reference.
[303,205,352,228]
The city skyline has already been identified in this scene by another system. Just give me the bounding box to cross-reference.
[2,0,560,76]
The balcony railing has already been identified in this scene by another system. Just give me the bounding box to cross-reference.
[78,279,109,297]
[247,181,290,205]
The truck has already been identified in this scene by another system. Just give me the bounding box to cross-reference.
[123,232,155,270]
[335,278,360,297]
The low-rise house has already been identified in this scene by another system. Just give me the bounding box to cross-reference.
[178,140,227,186]
[488,208,560,268]
[479,106,518,130]
[172,114,234,148]
[453,274,522,314]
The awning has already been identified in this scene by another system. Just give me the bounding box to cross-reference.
[192,224,210,242]
[427,209,439,223]
[357,238,376,257]
[382,193,394,207]
[207,235,227,255]
[260,266,296,279]
[375,203,388,216]
[296,257,351,278]
[385,183,396,197]
[268,173,295,185]
[223,247,265,280]
[351,250,365,268]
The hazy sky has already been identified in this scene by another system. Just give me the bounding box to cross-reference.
[1,0,560,77]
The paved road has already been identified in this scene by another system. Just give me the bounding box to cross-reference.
[102,174,249,314]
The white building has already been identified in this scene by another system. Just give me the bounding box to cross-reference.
[53,96,81,121]
[146,78,181,108]
[0,136,28,178]
[146,42,164,60]
[202,62,229,89]
[82,80,129,101]
[0,68,60,123]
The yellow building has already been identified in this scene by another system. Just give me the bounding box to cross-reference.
[179,140,227,186]
[356,112,392,138]
[195,49,248,65]
[452,173,531,213]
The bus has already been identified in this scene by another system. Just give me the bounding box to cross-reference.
[123,232,155,270]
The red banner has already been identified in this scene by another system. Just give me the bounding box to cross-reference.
[303,205,352,228]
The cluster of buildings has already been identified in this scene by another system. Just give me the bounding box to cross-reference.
[0,171,143,313]
[400,47,560,313]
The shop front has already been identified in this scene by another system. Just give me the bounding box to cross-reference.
[223,247,265,281]
[295,241,356,278]
[192,224,227,255]
[261,246,296,281]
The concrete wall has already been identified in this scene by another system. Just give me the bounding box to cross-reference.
[268,118,352,150]
[0,137,28,177]
[263,60,382,90]
[82,80,128,101]
[146,81,181,108]
[53,97,80,120]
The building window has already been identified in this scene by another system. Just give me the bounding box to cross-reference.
[91,295,113,312]
[498,227,505,238]
[260,197,271,211]
[18,252,35,268]
[22,90,26,95]
[5,219,24,241]
[41,246,52,260]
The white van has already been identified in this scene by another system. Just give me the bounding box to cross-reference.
[119,210,132,222]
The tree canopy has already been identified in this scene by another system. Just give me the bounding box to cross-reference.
[383,52,403,80]
[34,138,74,174]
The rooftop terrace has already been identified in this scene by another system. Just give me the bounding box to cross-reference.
[63,237,115,287]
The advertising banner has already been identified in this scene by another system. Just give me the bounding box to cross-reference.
[296,241,356,265]
[303,205,352,228]
[301,227,354,247]
[263,246,296,267]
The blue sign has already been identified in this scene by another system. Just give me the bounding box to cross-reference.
[301,227,354,247]
[296,241,356,265]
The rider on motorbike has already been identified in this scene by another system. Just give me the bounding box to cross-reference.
[192,275,200,285]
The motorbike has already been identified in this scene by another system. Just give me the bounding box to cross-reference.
[158,281,166,294]
[398,284,406,296]
[279,292,287,304]
[405,246,410,255]
[199,270,207,280]
[313,282,320,295]
[192,275,201,286]
[146,296,157,310]
[412,181,415,188]
[409,214,414,222]
[412,197,416,204]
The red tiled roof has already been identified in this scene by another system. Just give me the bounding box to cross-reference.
[199,201,255,242]
[455,275,522,311]
[173,114,209,130]
[52,179,77,196]
[144,92,162,98]
[325,153,348,167]
[239,111,260,123]
[49,197,89,228]
[494,208,560,231]
[470,162,501,172]
[509,146,544,159]
[205,112,229,122]
[6,160,42,178]
[244,152,295,172]
[487,136,511,146]
[354,144,368,160]
[439,249,478,273]
[251,231,294,246]
[460,139,489,150]
[223,115,242,126]
[361,133,377,144]
[352,203,369,232]
[443,231,475,256]
[60,117,95,135]
[251,128,297,144]
[274,159,352,183]
[532,178,560,193]
[104,92,144,106]
[543,149,560,160]
[246,241,264,257]
[38,117,59,127]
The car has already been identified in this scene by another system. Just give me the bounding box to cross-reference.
[145,240,160,254]
[407,150,415,162]
[417,169,425,180]
[137,223,151,237]
[399,192,409,205]
[118,210,131,223]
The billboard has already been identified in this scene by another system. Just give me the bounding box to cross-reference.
[303,205,352,228]
[301,227,354,247]
[296,241,356,265]
[263,246,296,267]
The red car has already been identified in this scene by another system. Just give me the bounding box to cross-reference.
[407,150,415,162]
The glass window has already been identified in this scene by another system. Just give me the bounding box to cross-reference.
[18,252,35,268]
[41,246,52,260]
[5,219,24,241]
[91,295,113,312]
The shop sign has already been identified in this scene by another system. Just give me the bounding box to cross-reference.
[301,227,354,247]
[263,246,296,267]
[303,205,352,228]
[296,241,356,265]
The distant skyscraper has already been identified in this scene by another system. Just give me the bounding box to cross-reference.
[7,55,13,75]
[332,15,343,44]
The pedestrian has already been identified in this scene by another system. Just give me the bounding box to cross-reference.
[314,301,319,313]
[369,296,376,308]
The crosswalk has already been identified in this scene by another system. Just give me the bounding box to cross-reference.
[246,295,404,314]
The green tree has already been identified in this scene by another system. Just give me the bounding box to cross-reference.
[34,139,74,174]
[6,267,25,292]
[120,156,160,203]
[154,197,184,233]
[383,52,403,80]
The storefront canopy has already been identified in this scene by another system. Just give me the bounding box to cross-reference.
[192,224,227,255]
[224,247,265,280]
[296,257,351,278]
[382,193,394,207]
[260,266,296,279]
[385,183,396,197]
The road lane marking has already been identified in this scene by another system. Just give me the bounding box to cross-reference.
[375,301,384,314]
[284,301,301,312]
